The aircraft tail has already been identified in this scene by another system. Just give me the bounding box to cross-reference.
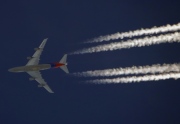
[59,54,69,73]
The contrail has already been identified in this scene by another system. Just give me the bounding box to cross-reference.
[71,32,180,54]
[85,23,180,43]
[73,63,180,77]
[85,72,180,84]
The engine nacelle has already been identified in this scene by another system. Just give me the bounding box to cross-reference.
[29,77,35,81]
[27,57,32,60]
[34,48,40,51]
[38,84,45,87]
[34,48,39,51]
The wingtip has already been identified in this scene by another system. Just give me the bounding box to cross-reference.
[43,38,48,42]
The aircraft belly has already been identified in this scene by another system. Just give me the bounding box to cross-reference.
[25,64,51,71]
[9,66,25,72]
[38,64,51,70]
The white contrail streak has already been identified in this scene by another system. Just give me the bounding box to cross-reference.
[72,32,180,54]
[85,23,180,43]
[73,63,180,77]
[85,73,180,84]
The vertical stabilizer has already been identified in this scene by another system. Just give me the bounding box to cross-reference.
[59,54,69,73]
[60,65,69,73]
[60,54,67,63]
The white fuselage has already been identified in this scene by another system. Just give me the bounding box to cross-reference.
[8,64,51,72]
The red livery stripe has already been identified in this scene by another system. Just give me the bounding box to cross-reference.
[50,63,64,68]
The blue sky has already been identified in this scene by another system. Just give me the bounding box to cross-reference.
[1,0,180,124]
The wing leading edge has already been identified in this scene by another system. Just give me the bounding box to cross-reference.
[27,71,54,93]
[26,39,54,93]
[26,38,48,66]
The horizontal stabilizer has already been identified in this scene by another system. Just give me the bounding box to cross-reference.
[60,54,67,64]
[60,65,69,73]
[59,54,69,73]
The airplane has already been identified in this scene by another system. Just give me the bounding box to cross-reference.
[8,38,69,93]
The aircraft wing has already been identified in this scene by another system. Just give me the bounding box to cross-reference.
[26,38,48,66]
[27,71,54,93]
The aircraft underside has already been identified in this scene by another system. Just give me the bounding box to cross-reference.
[8,38,69,93]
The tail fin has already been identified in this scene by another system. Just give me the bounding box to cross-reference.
[59,54,69,73]
[60,54,67,64]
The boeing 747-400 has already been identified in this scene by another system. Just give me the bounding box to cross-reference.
[8,38,69,93]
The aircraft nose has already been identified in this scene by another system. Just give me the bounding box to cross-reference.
[8,68,14,72]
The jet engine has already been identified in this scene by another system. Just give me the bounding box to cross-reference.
[34,48,40,51]
[29,77,35,81]
[38,84,45,87]
[27,57,32,60]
